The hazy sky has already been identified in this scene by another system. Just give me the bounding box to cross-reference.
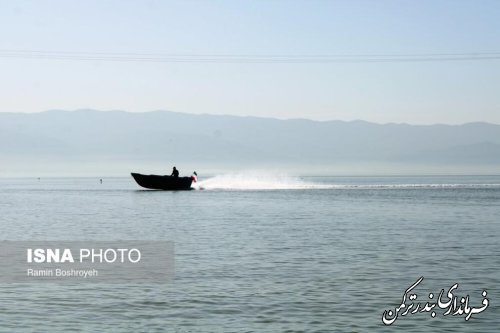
[1,0,499,124]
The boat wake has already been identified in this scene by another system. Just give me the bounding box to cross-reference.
[193,171,500,191]
[194,171,326,190]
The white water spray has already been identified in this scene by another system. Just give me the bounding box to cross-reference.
[194,171,326,190]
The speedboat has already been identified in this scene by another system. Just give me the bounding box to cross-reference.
[131,173,195,190]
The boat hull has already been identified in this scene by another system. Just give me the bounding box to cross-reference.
[131,173,193,190]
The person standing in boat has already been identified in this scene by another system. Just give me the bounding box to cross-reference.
[171,166,179,178]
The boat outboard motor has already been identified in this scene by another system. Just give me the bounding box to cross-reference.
[191,171,198,183]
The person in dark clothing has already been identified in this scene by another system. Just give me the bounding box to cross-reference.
[171,167,179,178]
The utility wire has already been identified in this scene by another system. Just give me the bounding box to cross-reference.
[0,49,499,63]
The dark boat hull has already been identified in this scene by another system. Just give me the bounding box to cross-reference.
[131,173,193,190]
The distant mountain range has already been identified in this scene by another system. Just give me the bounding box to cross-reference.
[1,109,499,176]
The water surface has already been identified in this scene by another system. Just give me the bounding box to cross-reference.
[0,175,499,332]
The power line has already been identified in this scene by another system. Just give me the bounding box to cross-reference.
[0,49,500,63]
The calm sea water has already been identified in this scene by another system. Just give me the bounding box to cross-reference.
[0,174,499,332]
